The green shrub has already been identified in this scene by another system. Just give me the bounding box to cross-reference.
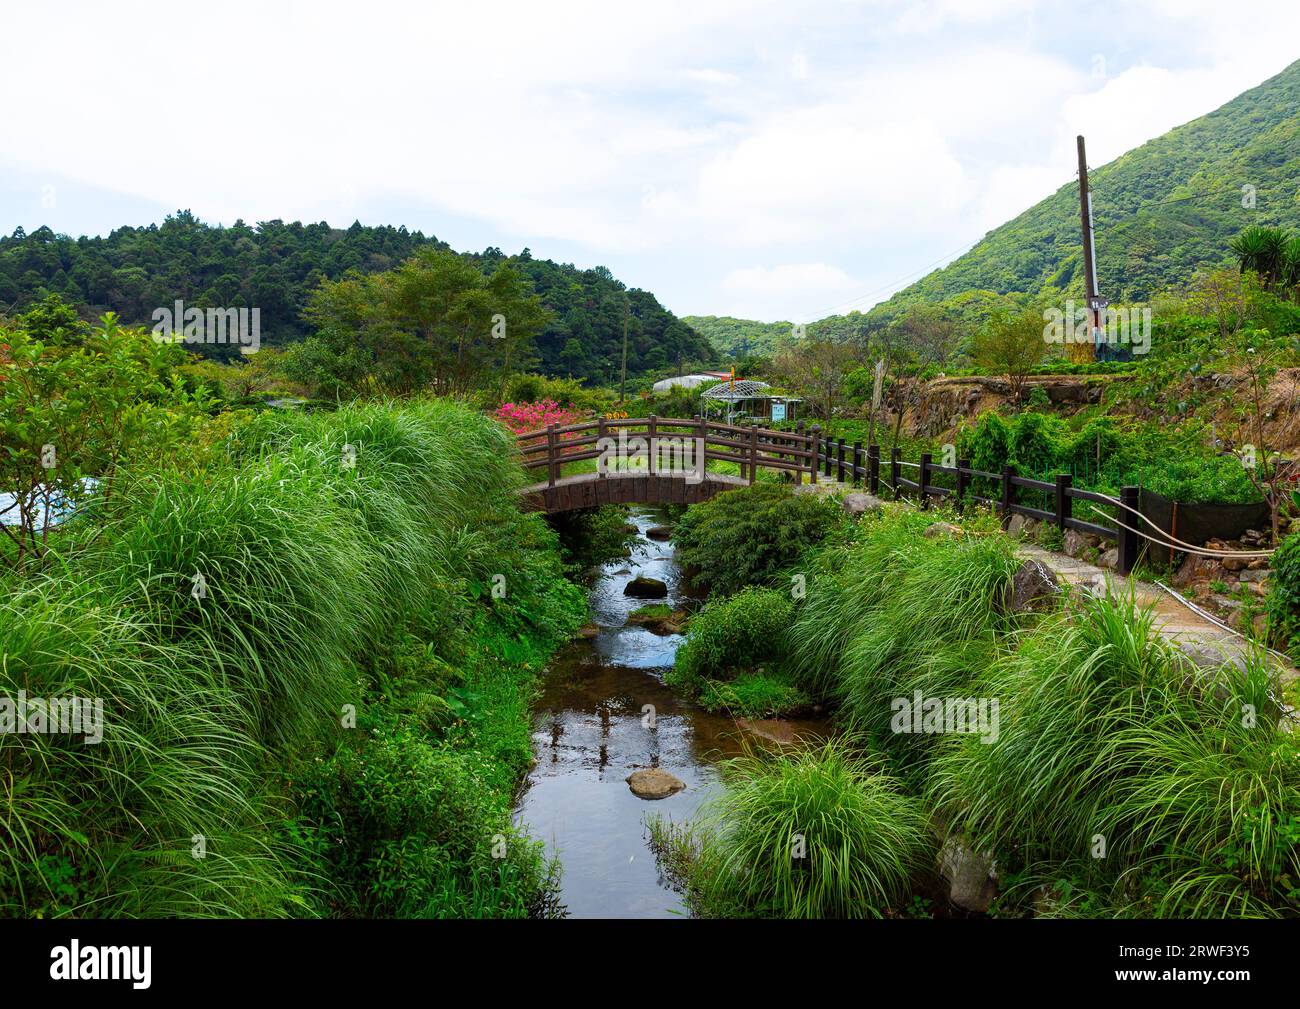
[668,739,932,918]
[669,587,793,693]
[1266,532,1300,652]
[699,670,811,718]
[548,504,635,571]
[293,727,554,918]
[786,508,1020,780]
[673,483,844,596]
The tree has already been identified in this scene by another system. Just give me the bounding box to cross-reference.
[971,307,1046,403]
[773,335,859,419]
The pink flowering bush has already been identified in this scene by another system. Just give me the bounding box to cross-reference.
[494,399,582,435]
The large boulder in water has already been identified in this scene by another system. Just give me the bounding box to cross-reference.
[645,525,673,541]
[624,576,668,599]
[626,768,686,799]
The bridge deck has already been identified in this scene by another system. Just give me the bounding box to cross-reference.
[520,471,749,513]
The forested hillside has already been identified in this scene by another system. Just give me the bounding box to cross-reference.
[869,58,1300,321]
[0,211,712,378]
[682,315,793,360]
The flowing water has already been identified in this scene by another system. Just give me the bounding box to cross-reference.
[514,506,823,918]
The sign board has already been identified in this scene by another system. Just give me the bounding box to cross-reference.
[771,401,787,423]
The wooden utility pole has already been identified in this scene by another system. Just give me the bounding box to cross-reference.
[1076,134,1107,361]
[619,292,629,403]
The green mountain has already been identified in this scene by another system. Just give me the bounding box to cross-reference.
[871,58,1300,320]
[681,314,793,359]
[0,211,712,379]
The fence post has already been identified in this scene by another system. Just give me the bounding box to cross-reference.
[1055,473,1072,532]
[918,452,932,508]
[546,424,558,487]
[694,414,706,480]
[824,434,833,478]
[890,447,901,500]
[795,421,805,485]
[597,416,608,478]
[956,457,970,514]
[647,414,657,476]
[809,426,820,485]
[868,444,880,495]
[748,421,759,485]
[1118,485,1140,575]
[852,441,863,486]
[1000,464,1016,527]
[836,438,846,482]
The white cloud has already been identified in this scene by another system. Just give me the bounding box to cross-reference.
[1,0,1297,320]
[723,262,857,293]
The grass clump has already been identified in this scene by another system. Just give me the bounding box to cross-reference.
[929,590,1300,918]
[652,738,931,918]
[698,670,812,719]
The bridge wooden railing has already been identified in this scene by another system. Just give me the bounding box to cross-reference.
[517,415,824,487]
[518,418,1139,574]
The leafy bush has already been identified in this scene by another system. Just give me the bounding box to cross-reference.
[664,739,932,918]
[548,504,635,571]
[669,587,793,693]
[698,670,811,718]
[1266,531,1300,651]
[673,483,844,596]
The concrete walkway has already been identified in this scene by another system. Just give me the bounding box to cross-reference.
[1017,544,1299,710]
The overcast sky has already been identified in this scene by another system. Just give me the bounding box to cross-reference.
[2,1,1297,322]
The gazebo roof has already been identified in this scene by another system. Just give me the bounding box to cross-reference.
[700,379,771,402]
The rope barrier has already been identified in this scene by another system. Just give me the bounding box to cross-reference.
[1082,494,1274,558]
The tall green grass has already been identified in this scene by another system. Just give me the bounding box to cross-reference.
[1,398,580,918]
[658,738,932,918]
[928,590,1300,918]
[787,508,1021,779]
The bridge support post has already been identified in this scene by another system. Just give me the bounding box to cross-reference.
[868,444,880,495]
[795,422,805,485]
[694,414,706,481]
[1118,485,1140,575]
[748,422,759,485]
[648,415,657,477]
[597,416,608,478]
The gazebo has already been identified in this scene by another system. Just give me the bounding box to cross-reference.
[700,379,801,424]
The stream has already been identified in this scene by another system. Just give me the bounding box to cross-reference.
[513,506,823,918]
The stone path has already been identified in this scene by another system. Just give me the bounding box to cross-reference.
[1018,544,1299,709]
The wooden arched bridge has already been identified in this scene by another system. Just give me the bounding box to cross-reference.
[517,415,826,513]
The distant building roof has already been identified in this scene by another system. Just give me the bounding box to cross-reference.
[651,373,726,393]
